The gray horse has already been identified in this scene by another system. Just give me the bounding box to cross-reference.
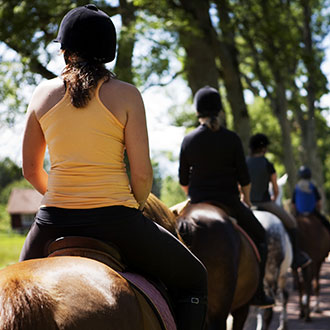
[251,210,293,330]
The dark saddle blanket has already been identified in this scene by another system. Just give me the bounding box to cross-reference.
[48,236,176,330]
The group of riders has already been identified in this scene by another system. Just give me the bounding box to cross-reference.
[20,4,330,330]
[179,85,330,311]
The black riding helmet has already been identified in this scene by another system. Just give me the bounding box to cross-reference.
[54,4,116,63]
[298,166,312,179]
[194,86,223,118]
[249,133,270,153]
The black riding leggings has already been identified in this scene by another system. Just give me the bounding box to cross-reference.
[217,198,266,245]
[20,206,208,303]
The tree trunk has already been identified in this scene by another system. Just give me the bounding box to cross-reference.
[273,79,297,194]
[177,0,220,92]
[215,0,251,152]
[177,0,251,151]
[115,0,136,84]
[179,33,219,94]
[298,0,326,211]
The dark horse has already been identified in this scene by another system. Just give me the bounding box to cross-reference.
[0,194,179,330]
[171,201,260,330]
[293,213,330,322]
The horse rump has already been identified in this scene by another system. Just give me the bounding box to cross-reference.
[0,274,58,330]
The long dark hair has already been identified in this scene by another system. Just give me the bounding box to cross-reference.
[61,49,114,108]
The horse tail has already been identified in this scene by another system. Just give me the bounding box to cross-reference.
[0,275,58,330]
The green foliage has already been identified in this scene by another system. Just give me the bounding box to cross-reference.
[0,204,11,233]
[168,101,199,131]
[151,160,162,198]
[0,233,25,269]
[0,157,23,191]
[248,97,284,171]
[0,178,33,204]
[0,60,30,124]
[0,0,329,209]
[160,175,186,207]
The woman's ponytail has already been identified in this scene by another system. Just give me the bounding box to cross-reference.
[61,50,114,108]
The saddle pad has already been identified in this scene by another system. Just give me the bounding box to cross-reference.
[119,272,176,330]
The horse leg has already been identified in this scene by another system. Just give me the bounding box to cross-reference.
[300,264,313,322]
[231,304,250,330]
[292,268,305,319]
[312,263,322,313]
[277,288,289,330]
[261,307,273,330]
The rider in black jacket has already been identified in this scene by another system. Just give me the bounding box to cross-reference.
[179,86,275,308]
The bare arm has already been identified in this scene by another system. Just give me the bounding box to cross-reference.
[270,172,279,201]
[22,110,48,195]
[180,185,189,195]
[240,183,252,208]
[124,86,153,210]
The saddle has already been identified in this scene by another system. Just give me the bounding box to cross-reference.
[48,236,176,330]
[172,200,261,262]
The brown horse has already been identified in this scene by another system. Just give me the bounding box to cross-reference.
[0,194,178,330]
[293,213,330,322]
[0,257,149,330]
[171,201,259,330]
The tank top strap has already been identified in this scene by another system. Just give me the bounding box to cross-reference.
[95,76,108,95]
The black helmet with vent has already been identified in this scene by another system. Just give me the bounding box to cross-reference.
[298,166,312,179]
[55,4,116,63]
[249,133,270,153]
[194,86,223,118]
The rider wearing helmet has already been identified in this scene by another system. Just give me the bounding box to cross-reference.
[292,166,330,234]
[179,86,274,308]
[20,5,207,329]
[246,134,311,270]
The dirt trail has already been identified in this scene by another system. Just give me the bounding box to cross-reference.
[243,256,330,330]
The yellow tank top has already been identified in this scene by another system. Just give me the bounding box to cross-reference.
[39,79,139,209]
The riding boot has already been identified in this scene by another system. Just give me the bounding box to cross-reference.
[287,228,312,270]
[250,242,275,308]
[175,296,208,330]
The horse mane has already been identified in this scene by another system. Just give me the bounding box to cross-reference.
[143,193,182,240]
[0,275,58,330]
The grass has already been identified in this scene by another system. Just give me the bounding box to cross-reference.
[0,203,26,269]
[0,233,25,269]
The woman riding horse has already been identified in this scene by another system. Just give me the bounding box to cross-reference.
[178,85,274,308]
[20,4,207,329]
[292,165,330,235]
[246,133,311,270]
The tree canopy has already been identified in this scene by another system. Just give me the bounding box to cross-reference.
[0,0,330,208]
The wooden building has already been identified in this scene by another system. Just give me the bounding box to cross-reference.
[7,188,43,231]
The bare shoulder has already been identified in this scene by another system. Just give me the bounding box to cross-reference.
[99,78,145,125]
[29,77,66,119]
[103,78,142,100]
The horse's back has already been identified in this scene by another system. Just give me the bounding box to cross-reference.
[253,210,290,262]
[297,214,330,263]
[0,257,144,330]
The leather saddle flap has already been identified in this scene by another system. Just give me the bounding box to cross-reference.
[47,236,126,272]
